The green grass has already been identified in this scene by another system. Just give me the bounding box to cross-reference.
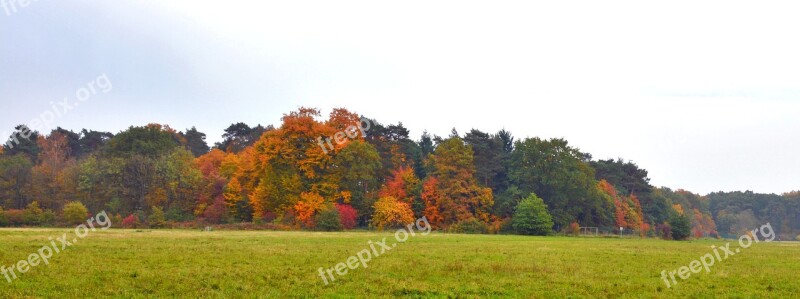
[0,229,798,298]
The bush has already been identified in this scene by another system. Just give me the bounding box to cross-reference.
[148,207,166,228]
[23,201,44,225]
[5,209,24,226]
[0,207,7,227]
[315,207,343,231]
[371,196,415,230]
[568,222,581,236]
[122,214,141,229]
[63,201,89,225]
[449,218,489,234]
[336,204,358,230]
[796,234,800,242]
[165,207,191,222]
[669,214,692,241]
[41,210,57,226]
[512,193,554,236]
[656,222,673,240]
[498,218,515,234]
[112,214,124,227]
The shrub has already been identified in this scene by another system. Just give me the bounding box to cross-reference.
[796,234,800,242]
[336,204,358,230]
[41,210,57,226]
[498,218,515,234]
[669,214,692,241]
[315,207,343,232]
[23,201,44,225]
[0,207,7,227]
[148,207,166,228]
[63,201,89,225]
[5,209,24,226]
[122,214,141,229]
[568,222,581,236]
[202,197,227,224]
[512,193,554,236]
[112,214,124,227]
[656,222,673,240]
[371,196,415,230]
[449,218,488,234]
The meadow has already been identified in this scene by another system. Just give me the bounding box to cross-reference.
[1,229,798,298]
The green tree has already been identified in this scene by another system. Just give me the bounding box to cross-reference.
[463,129,505,190]
[512,193,554,236]
[315,206,343,231]
[330,140,382,223]
[78,129,114,157]
[670,213,692,240]
[105,124,180,158]
[23,201,44,225]
[3,125,41,158]
[148,206,166,228]
[0,207,7,226]
[214,123,268,153]
[180,127,210,157]
[508,138,606,228]
[63,201,89,225]
[0,154,34,209]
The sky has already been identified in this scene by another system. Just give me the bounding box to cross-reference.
[1,0,798,195]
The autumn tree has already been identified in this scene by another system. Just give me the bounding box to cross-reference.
[32,132,77,211]
[330,140,382,224]
[371,196,415,230]
[425,137,493,227]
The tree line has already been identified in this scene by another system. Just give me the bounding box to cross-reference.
[1,107,798,240]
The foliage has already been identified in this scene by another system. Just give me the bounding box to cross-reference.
[669,213,692,241]
[449,218,489,234]
[336,204,357,230]
[41,210,57,226]
[5,209,24,226]
[63,201,89,224]
[656,222,673,240]
[122,214,141,229]
[148,206,167,228]
[426,137,493,226]
[315,206,343,231]
[509,138,609,229]
[0,107,797,236]
[371,196,415,230]
[23,201,44,225]
[512,193,554,236]
[568,222,581,236]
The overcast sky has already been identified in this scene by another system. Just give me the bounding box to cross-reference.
[1,1,798,194]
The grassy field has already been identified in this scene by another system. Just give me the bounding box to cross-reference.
[0,229,798,298]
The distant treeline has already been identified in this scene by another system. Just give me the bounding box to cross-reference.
[0,108,797,240]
